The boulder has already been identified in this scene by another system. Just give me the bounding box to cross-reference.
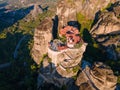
[76,62,117,90]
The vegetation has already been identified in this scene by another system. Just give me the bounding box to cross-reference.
[39,53,48,65]
[0,35,38,89]
[117,15,120,18]
[58,35,67,43]
[61,85,67,90]
[76,8,120,86]
[115,43,120,52]
[118,76,120,85]
[66,68,71,73]
[74,43,83,48]
[106,3,112,9]
[76,12,106,64]
[76,13,93,36]
[82,0,85,3]
[0,8,54,89]
[101,2,112,12]
[0,1,119,89]
[67,0,74,5]
[72,65,80,73]
[0,10,54,37]
[72,74,78,80]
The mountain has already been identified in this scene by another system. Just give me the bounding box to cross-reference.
[90,1,120,60]
[31,0,120,90]
[0,0,120,90]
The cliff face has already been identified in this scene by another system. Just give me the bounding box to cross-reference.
[31,18,52,64]
[30,4,43,19]
[90,1,120,60]
[56,0,116,30]
[76,62,117,90]
[32,0,117,65]
[75,0,116,19]
[56,43,87,77]
[91,1,120,35]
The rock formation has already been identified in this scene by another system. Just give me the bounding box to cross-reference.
[31,0,119,89]
[76,62,117,90]
[30,4,43,19]
[90,1,120,60]
[55,43,87,77]
[32,0,118,65]
[74,0,116,19]
[37,54,79,89]
[56,0,116,30]
[90,1,120,35]
[31,18,52,64]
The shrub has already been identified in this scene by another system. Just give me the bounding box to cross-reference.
[76,13,93,36]
[101,2,112,12]
[58,35,67,43]
[117,76,120,85]
[72,65,80,73]
[74,43,82,48]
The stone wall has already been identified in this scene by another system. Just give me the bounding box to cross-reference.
[48,43,87,77]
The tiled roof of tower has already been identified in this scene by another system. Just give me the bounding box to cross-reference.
[59,26,79,36]
[59,25,81,48]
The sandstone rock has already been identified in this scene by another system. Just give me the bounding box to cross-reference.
[31,0,117,65]
[76,62,117,90]
[56,0,116,30]
[94,34,120,60]
[75,0,116,19]
[37,56,76,88]
[30,4,43,19]
[31,18,52,64]
[56,0,77,30]
[91,1,120,35]
[90,2,120,60]
[47,41,87,77]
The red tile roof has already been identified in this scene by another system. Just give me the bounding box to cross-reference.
[59,26,81,47]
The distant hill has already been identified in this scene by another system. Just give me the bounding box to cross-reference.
[0,0,58,8]
[0,0,58,32]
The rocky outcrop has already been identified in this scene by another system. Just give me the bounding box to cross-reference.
[31,18,52,64]
[32,0,119,89]
[32,0,118,65]
[56,0,77,30]
[56,0,116,30]
[30,4,43,19]
[37,42,87,89]
[91,1,120,35]
[90,1,120,60]
[75,0,116,19]
[76,62,117,90]
[37,56,78,89]
[56,43,87,77]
